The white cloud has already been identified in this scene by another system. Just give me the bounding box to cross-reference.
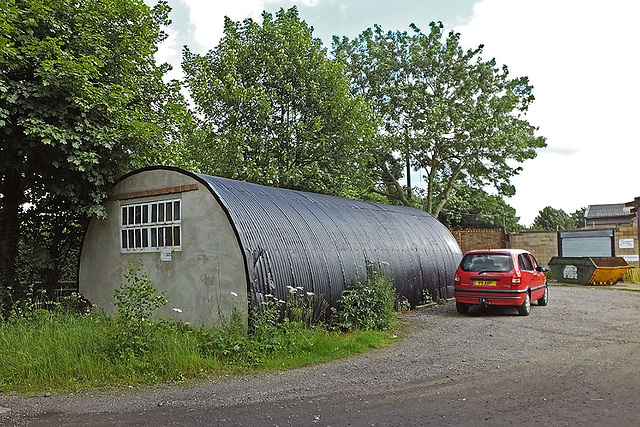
[155,26,184,81]
[455,0,640,225]
[180,0,265,51]
[181,0,322,52]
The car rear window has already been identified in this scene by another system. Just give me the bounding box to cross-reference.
[460,253,514,273]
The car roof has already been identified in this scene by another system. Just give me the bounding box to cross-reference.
[463,249,530,256]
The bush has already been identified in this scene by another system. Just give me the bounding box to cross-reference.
[622,268,640,284]
[331,273,396,331]
[110,260,168,361]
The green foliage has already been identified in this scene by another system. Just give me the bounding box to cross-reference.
[0,0,191,297]
[331,273,397,331]
[0,298,393,393]
[532,206,578,231]
[114,260,168,328]
[419,289,448,306]
[182,7,378,198]
[284,286,329,327]
[333,22,546,215]
[622,268,640,284]
[437,184,523,232]
[544,268,554,282]
[570,207,587,229]
[111,260,168,361]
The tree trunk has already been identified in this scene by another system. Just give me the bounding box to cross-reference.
[0,169,24,299]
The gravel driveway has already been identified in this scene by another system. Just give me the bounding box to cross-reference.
[2,284,640,426]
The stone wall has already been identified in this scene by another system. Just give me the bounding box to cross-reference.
[507,231,558,266]
[450,229,506,254]
[506,223,639,268]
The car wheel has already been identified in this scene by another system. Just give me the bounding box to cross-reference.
[456,301,469,314]
[537,285,548,306]
[517,292,530,316]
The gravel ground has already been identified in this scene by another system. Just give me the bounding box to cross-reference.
[2,284,640,426]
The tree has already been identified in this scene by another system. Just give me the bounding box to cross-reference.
[181,7,378,198]
[532,206,576,231]
[436,184,523,233]
[570,207,586,229]
[333,22,546,216]
[0,0,186,302]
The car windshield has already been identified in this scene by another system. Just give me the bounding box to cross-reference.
[460,253,514,273]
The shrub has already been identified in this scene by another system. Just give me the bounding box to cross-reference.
[331,273,396,331]
[110,260,168,360]
[622,268,640,284]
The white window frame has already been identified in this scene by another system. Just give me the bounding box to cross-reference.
[120,199,182,253]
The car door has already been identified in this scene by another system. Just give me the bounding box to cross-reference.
[517,253,536,290]
[528,254,547,298]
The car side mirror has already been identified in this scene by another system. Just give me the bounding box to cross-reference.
[536,266,549,272]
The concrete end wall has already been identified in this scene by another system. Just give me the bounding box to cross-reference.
[79,169,248,326]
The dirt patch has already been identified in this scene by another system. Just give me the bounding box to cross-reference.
[2,285,640,426]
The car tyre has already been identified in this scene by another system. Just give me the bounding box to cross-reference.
[537,285,548,306]
[456,301,469,314]
[517,292,530,316]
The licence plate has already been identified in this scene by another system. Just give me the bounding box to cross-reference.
[474,280,497,286]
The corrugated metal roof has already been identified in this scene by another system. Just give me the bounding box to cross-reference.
[584,204,632,219]
[195,173,462,307]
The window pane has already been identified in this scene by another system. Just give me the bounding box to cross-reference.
[142,205,149,224]
[142,228,149,247]
[121,230,127,249]
[128,206,135,225]
[128,230,135,249]
[165,227,173,246]
[135,206,142,224]
[158,228,164,246]
[158,203,164,222]
[173,226,180,246]
[151,203,158,223]
[166,203,173,221]
[122,207,127,226]
[524,255,533,271]
[174,201,181,221]
[151,227,157,247]
[135,229,142,248]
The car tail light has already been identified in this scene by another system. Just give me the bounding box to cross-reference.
[454,273,460,283]
[512,275,521,286]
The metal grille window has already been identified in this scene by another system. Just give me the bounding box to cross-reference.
[121,199,182,252]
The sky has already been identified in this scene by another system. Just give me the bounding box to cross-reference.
[149,0,640,226]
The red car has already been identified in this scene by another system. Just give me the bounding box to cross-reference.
[454,249,548,316]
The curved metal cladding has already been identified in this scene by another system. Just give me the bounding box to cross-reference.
[195,172,462,307]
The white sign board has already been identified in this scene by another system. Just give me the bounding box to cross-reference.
[619,239,635,249]
[160,249,172,262]
[621,255,639,262]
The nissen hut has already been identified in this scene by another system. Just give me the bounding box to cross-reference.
[79,166,462,326]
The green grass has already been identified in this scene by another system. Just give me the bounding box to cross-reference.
[0,309,397,394]
[0,266,400,394]
[622,268,640,284]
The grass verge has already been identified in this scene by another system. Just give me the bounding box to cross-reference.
[0,310,398,394]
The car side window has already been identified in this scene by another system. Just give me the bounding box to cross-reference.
[518,254,533,271]
[529,254,539,270]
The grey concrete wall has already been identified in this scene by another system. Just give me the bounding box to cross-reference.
[79,169,248,326]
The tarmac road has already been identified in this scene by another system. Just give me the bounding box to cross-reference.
[2,284,640,426]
